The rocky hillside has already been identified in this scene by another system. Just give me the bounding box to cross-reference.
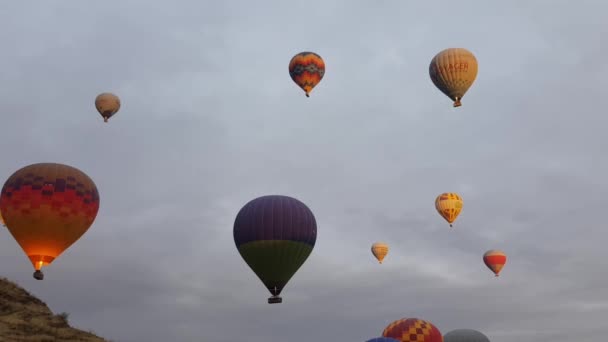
[0,276,108,341]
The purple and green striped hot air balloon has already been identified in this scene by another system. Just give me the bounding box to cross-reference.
[233,195,317,304]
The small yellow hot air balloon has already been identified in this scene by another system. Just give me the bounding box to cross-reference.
[95,92,121,122]
[371,242,389,264]
[429,48,478,107]
[435,193,463,228]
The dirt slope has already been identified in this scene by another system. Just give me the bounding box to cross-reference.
[0,276,109,342]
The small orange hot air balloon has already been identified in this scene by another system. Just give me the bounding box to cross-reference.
[0,163,100,280]
[288,52,325,97]
[435,192,463,228]
[429,48,478,107]
[95,92,121,122]
[371,242,389,264]
[483,249,507,277]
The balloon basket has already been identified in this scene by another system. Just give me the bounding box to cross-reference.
[268,296,282,304]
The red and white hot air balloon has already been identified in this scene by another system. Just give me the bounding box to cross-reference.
[483,249,507,277]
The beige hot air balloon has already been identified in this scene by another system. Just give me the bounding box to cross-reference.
[429,48,478,107]
[371,242,389,264]
[95,92,121,122]
[435,193,463,228]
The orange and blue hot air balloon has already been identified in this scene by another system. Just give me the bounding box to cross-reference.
[382,318,443,342]
[0,163,100,280]
[233,195,317,304]
[288,52,325,97]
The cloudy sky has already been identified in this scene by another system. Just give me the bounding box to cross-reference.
[1,1,607,341]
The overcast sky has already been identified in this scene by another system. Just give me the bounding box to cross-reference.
[1,1,607,341]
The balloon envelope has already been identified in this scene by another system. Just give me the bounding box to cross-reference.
[382,318,443,342]
[435,192,463,227]
[371,242,389,264]
[483,249,507,276]
[95,92,121,122]
[288,52,325,97]
[0,163,100,277]
[444,329,490,342]
[233,195,317,303]
[429,48,478,107]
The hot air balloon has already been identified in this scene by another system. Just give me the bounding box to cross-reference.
[0,209,5,227]
[95,92,121,122]
[382,318,443,342]
[371,242,389,264]
[0,163,100,280]
[288,52,325,97]
[435,192,463,228]
[233,195,317,304]
[429,48,478,107]
[483,249,507,277]
[444,329,490,342]
[366,338,400,342]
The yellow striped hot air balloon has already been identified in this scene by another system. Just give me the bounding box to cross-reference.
[371,242,389,264]
[435,193,463,228]
[429,48,478,107]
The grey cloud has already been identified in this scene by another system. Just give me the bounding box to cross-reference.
[1,1,607,341]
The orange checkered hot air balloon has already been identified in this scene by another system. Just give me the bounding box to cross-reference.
[483,249,507,277]
[95,92,121,123]
[382,317,443,342]
[429,48,478,107]
[435,193,463,228]
[0,163,100,280]
[288,52,325,97]
[371,242,389,264]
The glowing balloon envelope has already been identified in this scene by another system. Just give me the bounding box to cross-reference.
[0,163,100,280]
[95,92,121,122]
[233,195,317,304]
[288,52,325,97]
[483,249,507,277]
[444,329,490,342]
[371,242,389,264]
[429,48,478,107]
[435,192,463,228]
[382,318,443,342]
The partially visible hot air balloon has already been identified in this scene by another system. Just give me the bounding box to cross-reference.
[233,195,317,304]
[483,249,507,277]
[366,338,400,342]
[382,318,443,342]
[288,52,325,97]
[435,193,463,228]
[371,242,389,264]
[95,92,121,122]
[429,48,478,107]
[444,329,490,342]
[0,163,100,280]
[0,209,5,227]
